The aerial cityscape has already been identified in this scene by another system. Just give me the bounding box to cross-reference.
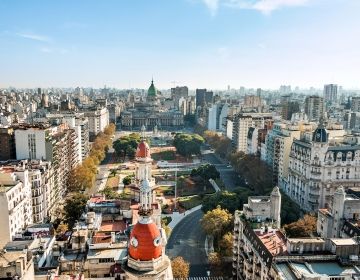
[1,1,360,280]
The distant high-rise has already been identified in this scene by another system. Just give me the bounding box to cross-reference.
[281,95,300,120]
[171,86,188,108]
[305,95,324,121]
[324,84,338,103]
[351,96,360,112]
[195,89,213,108]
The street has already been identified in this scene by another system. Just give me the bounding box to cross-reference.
[166,209,208,277]
[202,151,242,191]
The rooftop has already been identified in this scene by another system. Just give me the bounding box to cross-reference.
[99,221,126,233]
[330,238,357,246]
[255,229,287,256]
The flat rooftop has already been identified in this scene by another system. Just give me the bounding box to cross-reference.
[330,238,357,246]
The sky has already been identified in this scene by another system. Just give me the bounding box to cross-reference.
[0,0,360,90]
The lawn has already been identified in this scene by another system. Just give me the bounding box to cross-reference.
[106,173,120,190]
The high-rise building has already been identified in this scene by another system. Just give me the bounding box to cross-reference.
[324,84,338,103]
[232,113,273,153]
[195,89,213,108]
[0,127,16,161]
[281,95,300,120]
[84,107,109,139]
[14,124,79,208]
[351,96,360,112]
[305,95,325,121]
[171,86,188,108]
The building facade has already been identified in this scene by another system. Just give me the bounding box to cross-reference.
[286,123,360,211]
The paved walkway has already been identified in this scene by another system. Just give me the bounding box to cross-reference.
[163,205,202,229]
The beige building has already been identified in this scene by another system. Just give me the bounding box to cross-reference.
[0,171,32,246]
[0,250,35,280]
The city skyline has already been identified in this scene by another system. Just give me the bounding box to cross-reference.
[1,0,360,89]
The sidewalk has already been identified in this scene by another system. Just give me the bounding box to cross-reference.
[163,204,202,229]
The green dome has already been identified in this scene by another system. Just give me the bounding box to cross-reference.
[147,79,157,97]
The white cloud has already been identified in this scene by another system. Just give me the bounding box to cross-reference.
[16,32,51,42]
[201,0,310,15]
[203,0,219,15]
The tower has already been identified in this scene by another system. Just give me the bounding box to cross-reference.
[332,186,346,238]
[124,211,173,280]
[135,138,161,226]
[270,186,281,228]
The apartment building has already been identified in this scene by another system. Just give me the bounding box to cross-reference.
[286,122,360,211]
[232,113,273,153]
[0,171,32,246]
[84,107,109,139]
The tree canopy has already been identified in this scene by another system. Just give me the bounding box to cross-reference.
[63,193,88,229]
[171,257,190,279]
[173,133,204,157]
[113,133,141,160]
[219,232,233,257]
[284,214,317,237]
[191,164,220,181]
[201,206,233,237]
[68,124,115,192]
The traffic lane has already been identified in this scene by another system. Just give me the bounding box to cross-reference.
[166,210,208,277]
[202,153,223,164]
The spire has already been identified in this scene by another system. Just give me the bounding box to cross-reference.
[141,125,146,139]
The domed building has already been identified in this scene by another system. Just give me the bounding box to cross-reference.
[120,79,184,130]
[147,79,158,103]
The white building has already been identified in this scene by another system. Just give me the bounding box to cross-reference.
[262,117,314,187]
[232,113,273,153]
[0,171,32,246]
[286,122,360,211]
[317,186,360,239]
[85,107,109,138]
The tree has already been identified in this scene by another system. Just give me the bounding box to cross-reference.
[63,193,88,229]
[219,232,233,256]
[171,257,190,279]
[123,175,132,185]
[191,164,220,181]
[208,252,222,275]
[201,206,232,238]
[55,223,68,235]
[283,214,317,237]
[202,191,240,214]
[173,133,204,157]
[113,133,141,160]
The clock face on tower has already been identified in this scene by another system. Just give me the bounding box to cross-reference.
[130,237,138,248]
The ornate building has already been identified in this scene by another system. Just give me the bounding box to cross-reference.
[285,121,360,211]
[121,80,184,130]
[123,139,172,279]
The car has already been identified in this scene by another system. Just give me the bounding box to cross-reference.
[227,165,232,168]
